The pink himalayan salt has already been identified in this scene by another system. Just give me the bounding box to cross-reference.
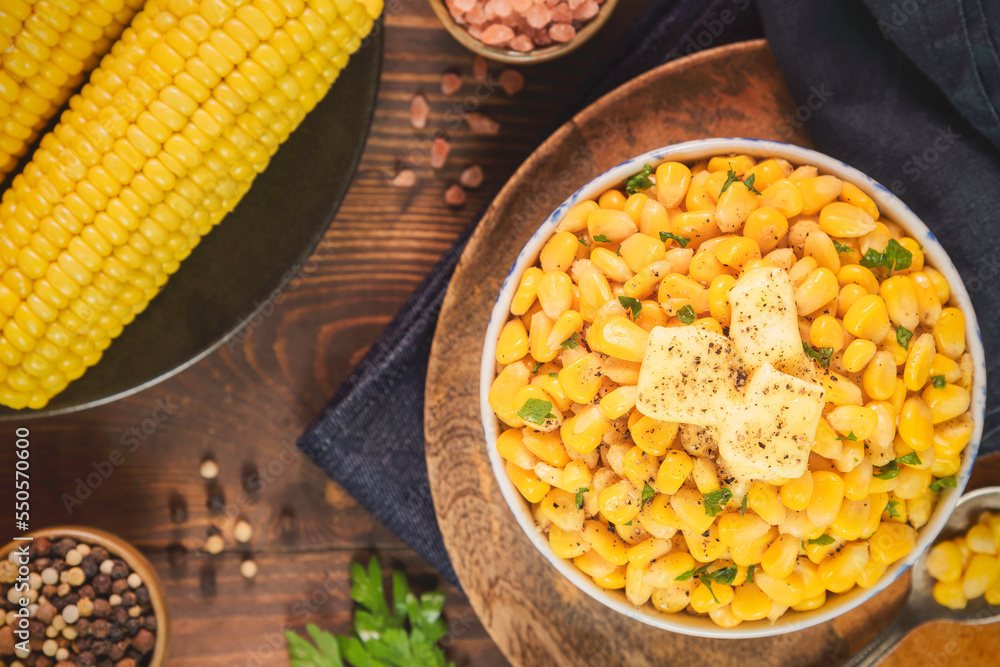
[525,4,551,29]
[441,72,462,95]
[550,2,573,23]
[499,69,525,95]
[567,0,586,8]
[549,22,575,42]
[454,0,477,11]
[486,0,512,18]
[409,94,429,129]
[391,169,416,188]
[473,55,489,81]
[466,3,486,24]
[465,112,501,134]
[460,165,484,188]
[480,23,515,46]
[444,184,467,206]
[573,0,598,20]
[511,0,532,10]
[468,24,483,38]
[430,137,450,169]
[509,34,534,52]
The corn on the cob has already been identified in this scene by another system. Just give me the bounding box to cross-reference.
[0,0,382,409]
[0,0,147,180]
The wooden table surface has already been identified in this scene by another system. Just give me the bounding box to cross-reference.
[1,2,994,666]
[0,1,648,665]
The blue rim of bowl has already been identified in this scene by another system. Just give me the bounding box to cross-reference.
[479,137,987,639]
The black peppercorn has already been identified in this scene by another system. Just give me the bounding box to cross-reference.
[120,592,136,608]
[80,556,99,579]
[111,606,128,626]
[76,649,97,666]
[111,579,130,595]
[89,546,109,563]
[91,619,112,639]
[142,616,157,633]
[124,617,141,636]
[133,587,149,607]
[92,574,112,596]
[109,561,129,581]
[51,538,76,558]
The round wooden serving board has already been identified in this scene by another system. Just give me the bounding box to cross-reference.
[425,40,1000,667]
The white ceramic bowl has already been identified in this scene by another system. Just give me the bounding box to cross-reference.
[480,138,987,638]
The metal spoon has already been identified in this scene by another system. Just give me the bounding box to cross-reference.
[845,486,1000,667]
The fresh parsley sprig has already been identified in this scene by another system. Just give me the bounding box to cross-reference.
[838,432,859,441]
[659,231,690,247]
[802,342,834,368]
[930,475,957,493]
[833,240,853,254]
[517,398,556,426]
[886,499,901,518]
[675,564,738,604]
[286,558,455,667]
[576,487,589,509]
[618,296,642,319]
[625,164,654,195]
[873,452,923,480]
[932,375,946,389]
[719,168,761,195]
[860,238,912,276]
[808,534,836,546]
[703,488,732,517]
[641,483,656,509]
[560,332,580,350]
[676,305,696,325]
[896,325,914,350]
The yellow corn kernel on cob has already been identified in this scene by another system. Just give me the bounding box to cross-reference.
[0,0,148,179]
[0,0,383,409]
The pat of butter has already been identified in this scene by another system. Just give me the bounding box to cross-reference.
[730,267,819,383]
[718,362,826,481]
[635,326,745,427]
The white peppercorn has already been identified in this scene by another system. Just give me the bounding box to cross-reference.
[61,626,77,641]
[42,639,57,656]
[200,458,220,480]
[240,560,258,579]
[204,535,224,555]
[109,594,122,606]
[234,520,253,544]
[77,597,93,618]
[27,572,41,590]
[62,604,79,624]
[65,567,85,587]
[127,573,142,589]
[56,646,70,661]
[75,543,90,556]
[44,625,58,638]
[41,568,58,586]
[100,560,114,575]
[51,614,65,631]
[65,549,82,567]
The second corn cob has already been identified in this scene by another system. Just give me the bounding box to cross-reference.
[0,0,148,179]
[0,0,382,409]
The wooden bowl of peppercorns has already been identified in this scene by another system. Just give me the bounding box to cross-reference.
[0,527,167,667]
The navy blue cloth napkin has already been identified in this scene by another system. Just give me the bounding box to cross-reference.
[298,0,1000,584]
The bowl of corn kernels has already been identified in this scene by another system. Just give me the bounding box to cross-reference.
[481,138,987,637]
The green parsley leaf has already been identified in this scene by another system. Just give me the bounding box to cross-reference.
[548,372,559,378]
[873,460,901,480]
[860,238,912,275]
[886,499,901,518]
[618,295,642,319]
[838,432,859,441]
[516,398,555,426]
[625,164,654,195]
[896,451,922,466]
[575,487,588,509]
[932,375,946,389]
[720,168,740,194]
[676,564,711,582]
[808,534,836,546]
[560,332,580,349]
[676,304,696,325]
[624,521,632,526]
[833,240,853,254]
[746,564,755,583]
[740,495,748,516]
[593,234,611,243]
[703,488,732,517]
[742,173,762,195]
[802,341,834,368]
[930,475,958,493]
[659,231,691,247]
[578,237,591,247]
[896,325,914,350]
[641,482,656,509]
[286,624,345,667]
[701,565,738,586]
[531,362,541,373]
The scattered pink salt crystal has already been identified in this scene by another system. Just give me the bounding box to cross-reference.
[468,24,483,38]
[430,137,451,168]
[509,34,534,52]
[466,3,487,24]
[391,169,416,188]
[487,0,512,17]
[480,23,515,46]
[460,165,485,189]
[567,0,586,9]
[549,22,575,42]
[410,94,430,129]
[441,72,462,95]
[455,0,477,11]
[533,29,552,46]
[525,4,551,28]
[465,112,501,134]
[445,0,464,20]
[499,69,525,95]
[444,184,467,206]
[572,0,598,20]
[473,55,489,81]
[511,0,532,11]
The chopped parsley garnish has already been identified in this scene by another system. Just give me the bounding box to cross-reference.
[838,432,859,441]
[531,362,541,373]
[641,483,656,509]
[930,475,958,493]
[560,332,580,349]
[703,488,732,517]
[516,398,555,426]
[746,564,755,583]
[575,487,588,509]
[896,451,923,466]
[873,461,900,480]
[675,564,737,603]
[859,238,912,275]
[593,234,611,243]
[932,375,946,389]
[659,231,690,247]
[808,534,836,546]
[548,372,559,378]
[677,305,696,325]
[742,173,762,195]
[676,564,710,582]
[618,295,642,319]
[896,325,914,350]
[720,168,740,194]
[740,495,748,516]
[886,499,901,518]
[625,164,654,195]
[578,237,590,247]
[802,342,834,368]
[833,240,853,254]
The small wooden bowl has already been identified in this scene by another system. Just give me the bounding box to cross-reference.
[1,526,168,666]
[427,0,619,64]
